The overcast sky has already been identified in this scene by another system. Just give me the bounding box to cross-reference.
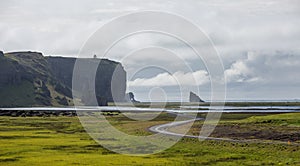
[1,0,300,101]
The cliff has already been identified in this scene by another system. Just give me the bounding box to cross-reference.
[0,51,126,107]
[189,91,205,103]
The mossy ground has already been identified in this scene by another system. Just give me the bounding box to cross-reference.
[0,113,300,165]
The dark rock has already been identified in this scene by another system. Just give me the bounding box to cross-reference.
[125,92,140,103]
[0,51,4,57]
[0,51,127,107]
[40,81,51,97]
[47,57,126,103]
[189,91,204,102]
[55,83,72,98]
[55,96,69,106]
[35,96,51,106]
[0,56,23,88]
[81,92,108,106]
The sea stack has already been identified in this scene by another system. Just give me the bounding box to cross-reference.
[189,91,204,102]
[125,92,140,103]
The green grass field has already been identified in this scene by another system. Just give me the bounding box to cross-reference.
[1,113,300,165]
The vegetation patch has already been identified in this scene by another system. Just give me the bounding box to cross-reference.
[0,113,300,165]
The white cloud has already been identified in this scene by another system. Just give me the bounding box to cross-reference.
[225,51,300,85]
[1,0,300,100]
[225,53,262,83]
[128,70,209,87]
[1,0,299,57]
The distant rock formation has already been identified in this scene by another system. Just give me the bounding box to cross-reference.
[0,51,4,57]
[189,91,204,102]
[0,51,126,107]
[125,92,140,103]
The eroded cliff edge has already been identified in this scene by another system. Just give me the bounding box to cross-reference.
[0,51,126,107]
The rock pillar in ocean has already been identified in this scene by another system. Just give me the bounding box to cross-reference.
[189,91,204,102]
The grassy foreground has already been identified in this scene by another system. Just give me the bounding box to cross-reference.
[0,113,300,165]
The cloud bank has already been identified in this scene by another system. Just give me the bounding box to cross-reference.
[1,0,300,100]
[128,70,209,87]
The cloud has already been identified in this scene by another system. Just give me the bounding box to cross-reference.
[1,0,300,100]
[1,0,299,57]
[225,51,300,85]
[225,52,263,83]
[128,70,209,87]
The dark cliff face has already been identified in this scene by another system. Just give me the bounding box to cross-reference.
[0,52,48,87]
[46,57,75,88]
[0,56,22,87]
[0,52,53,106]
[47,56,126,103]
[0,51,126,107]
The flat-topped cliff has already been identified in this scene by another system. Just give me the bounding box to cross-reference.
[0,51,126,107]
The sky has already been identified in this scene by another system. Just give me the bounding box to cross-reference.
[1,0,300,101]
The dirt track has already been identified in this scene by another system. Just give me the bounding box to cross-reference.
[148,115,300,145]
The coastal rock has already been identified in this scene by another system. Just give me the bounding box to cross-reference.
[189,91,204,102]
[125,92,140,103]
[0,51,126,107]
[47,57,126,103]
